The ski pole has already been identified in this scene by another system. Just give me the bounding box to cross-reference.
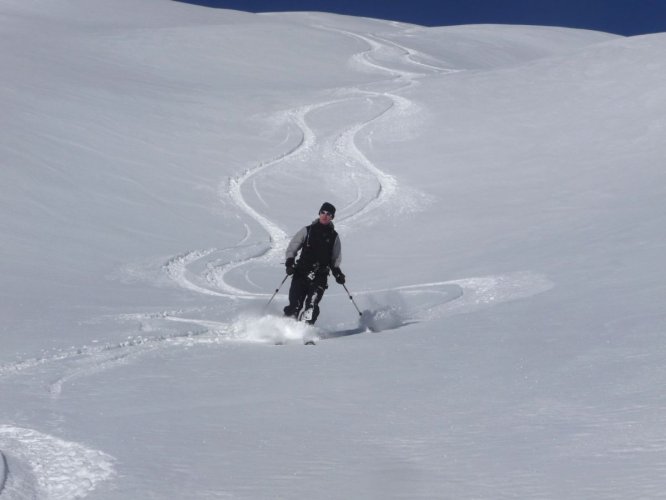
[265,274,289,310]
[342,283,363,317]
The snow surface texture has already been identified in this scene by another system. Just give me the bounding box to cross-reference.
[2,0,666,498]
[0,426,114,500]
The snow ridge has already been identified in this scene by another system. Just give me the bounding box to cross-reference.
[0,425,114,500]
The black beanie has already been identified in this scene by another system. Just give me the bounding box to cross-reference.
[319,202,336,218]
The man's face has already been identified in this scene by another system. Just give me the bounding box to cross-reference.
[319,210,333,225]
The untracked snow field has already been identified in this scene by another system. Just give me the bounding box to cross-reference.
[2,0,666,498]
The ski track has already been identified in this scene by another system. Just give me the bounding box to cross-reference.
[120,24,554,341]
[0,271,553,394]
[0,271,551,498]
[0,425,114,500]
[0,325,214,384]
[165,24,454,298]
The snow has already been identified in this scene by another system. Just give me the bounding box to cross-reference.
[2,0,666,498]
[0,426,114,499]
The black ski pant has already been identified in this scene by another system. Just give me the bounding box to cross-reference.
[283,272,327,324]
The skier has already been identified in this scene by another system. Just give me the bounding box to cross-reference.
[283,202,346,324]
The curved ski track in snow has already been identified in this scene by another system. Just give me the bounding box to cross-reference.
[364,271,555,321]
[0,425,114,500]
[153,25,553,338]
[165,25,450,299]
[0,325,214,387]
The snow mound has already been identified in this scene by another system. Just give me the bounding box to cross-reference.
[0,425,115,500]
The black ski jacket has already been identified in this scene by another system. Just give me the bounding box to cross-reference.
[285,220,341,274]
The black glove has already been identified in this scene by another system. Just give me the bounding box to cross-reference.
[332,267,345,284]
[285,258,295,276]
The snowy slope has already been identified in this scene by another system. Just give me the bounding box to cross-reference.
[2,0,666,498]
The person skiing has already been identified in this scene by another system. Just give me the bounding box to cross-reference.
[283,202,345,324]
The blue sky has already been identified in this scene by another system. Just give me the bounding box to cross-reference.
[177,0,666,36]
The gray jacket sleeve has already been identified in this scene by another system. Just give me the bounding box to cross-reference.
[285,226,308,260]
[331,235,342,269]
